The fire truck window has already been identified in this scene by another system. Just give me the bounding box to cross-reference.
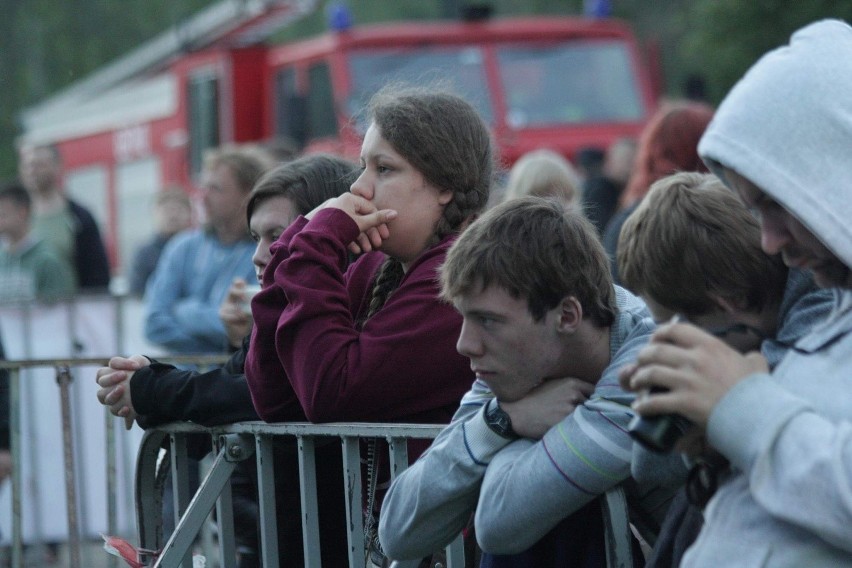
[347,47,494,132]
[307,63,337,140]
[188,74,220,176]
[497,41,643,127]
[275,67,307,147]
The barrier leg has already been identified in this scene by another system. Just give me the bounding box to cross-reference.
[56,366,81,568]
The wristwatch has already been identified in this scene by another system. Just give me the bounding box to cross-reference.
[484,399,519,439]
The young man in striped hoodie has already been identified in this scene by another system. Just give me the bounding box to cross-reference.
[380,197,668,567]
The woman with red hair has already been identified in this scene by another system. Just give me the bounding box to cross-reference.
[603,100,715,284]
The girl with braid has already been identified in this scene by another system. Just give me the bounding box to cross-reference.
[244,87,493,563]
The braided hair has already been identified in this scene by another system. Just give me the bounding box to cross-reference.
[362,87,495,320]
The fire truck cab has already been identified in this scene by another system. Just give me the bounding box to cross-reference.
[269,14,658,166]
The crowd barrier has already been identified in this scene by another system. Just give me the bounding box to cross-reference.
[135,421,637,568]
[0,295,227,567]
[0,297,636,568]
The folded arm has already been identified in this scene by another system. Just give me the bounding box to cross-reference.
[379,383,509,560]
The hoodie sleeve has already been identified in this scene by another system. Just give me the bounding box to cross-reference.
[473,331,648,554]
[267,208,472,423]
[243,217,309,422]
[131,339,259,428]
[378,381,510,560]
[708,374,852,553]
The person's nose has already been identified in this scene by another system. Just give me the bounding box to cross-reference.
[350,169,373,200]
[759,212,791,255]
[456,320,484,360]
[252,239,270,278]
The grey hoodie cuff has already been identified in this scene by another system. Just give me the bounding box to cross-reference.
[463,399,514,465]
[707,373,811,472]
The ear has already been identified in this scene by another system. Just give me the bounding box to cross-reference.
[556,296,583,334]
[437,189,454,206]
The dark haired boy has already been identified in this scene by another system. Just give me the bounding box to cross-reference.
[380,197,668,566]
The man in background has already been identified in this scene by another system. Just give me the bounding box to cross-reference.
[18,144,111,291]
[144,146,268,354]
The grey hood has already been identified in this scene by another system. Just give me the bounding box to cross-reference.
[698,19,852,270]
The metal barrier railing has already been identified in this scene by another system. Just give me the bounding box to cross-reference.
[0,353,636,568]
[138,421,636,568]
[0,355,228,568]
[135,421,462,568]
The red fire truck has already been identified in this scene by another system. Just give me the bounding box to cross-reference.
[18,0,661,283]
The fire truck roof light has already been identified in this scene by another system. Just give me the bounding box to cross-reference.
[326,2,353,32]
[584,0,612,19]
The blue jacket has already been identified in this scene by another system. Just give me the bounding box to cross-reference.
[144,228,255,353]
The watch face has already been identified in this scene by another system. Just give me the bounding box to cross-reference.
[486,403,515,438]
[494,414,510,432]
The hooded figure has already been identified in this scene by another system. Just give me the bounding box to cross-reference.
[676,19,852,566]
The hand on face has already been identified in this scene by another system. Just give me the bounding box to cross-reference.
[306,193,397,254]
[219,278,253,349]
[501,377,595,439]
[619,322,768,428]
[96,355,150,429]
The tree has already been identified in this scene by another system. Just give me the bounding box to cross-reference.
[681,0,852,102]
[3,0,851,179]
[0,0,209,179]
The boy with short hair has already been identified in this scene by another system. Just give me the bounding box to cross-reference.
[616,171,832,567]
[618,171,830,366]
[380,196,667,566]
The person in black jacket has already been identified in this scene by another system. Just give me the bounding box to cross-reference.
[0,334,10,484]
[95,154,356,567]
[18,144,111,291]
[0,334,8,543]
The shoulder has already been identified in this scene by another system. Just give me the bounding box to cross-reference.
[614,286,652,326]
[134,238,163,258]
[30,240,64,262]
[407,234,456,276]
[166,229,204,250]
[153,230,204,267]
[66,199,97,225]
[610,286,655,353]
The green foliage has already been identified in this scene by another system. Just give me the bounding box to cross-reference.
[0,0,209,179]
[1,0,851,179]
[682,0,852,102]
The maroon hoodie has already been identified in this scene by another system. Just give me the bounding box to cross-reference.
[245,208,473,432]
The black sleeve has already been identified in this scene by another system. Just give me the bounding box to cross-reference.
[0,336,9,450]
[130,339,258,428]
[69,200,112,290]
